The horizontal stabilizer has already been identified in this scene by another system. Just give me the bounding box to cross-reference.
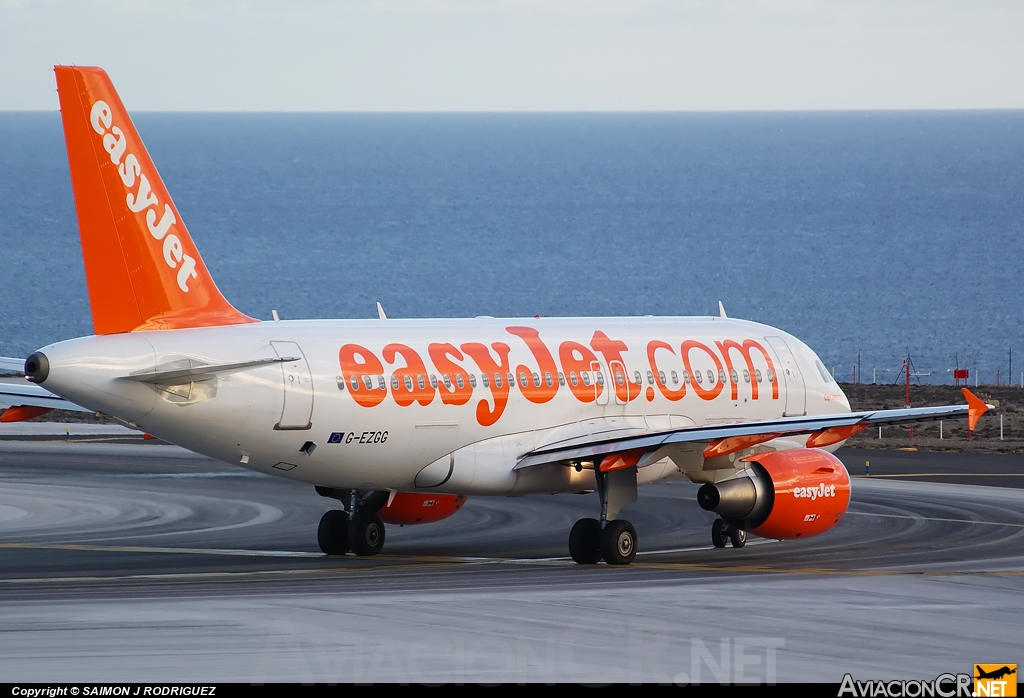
[121,356,299,384]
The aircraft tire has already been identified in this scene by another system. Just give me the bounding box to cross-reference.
[568,518,602,564]
[711,518,728,548]
[600,519,637,565]
[730,527,747,548]
[317,510,350,555]
[349,511,386,556]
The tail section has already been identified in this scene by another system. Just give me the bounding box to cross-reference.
[54,66,255,334]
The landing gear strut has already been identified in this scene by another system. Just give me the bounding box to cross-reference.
[315,488,388,556]
[711,518,746,548]
[567,464,639,565]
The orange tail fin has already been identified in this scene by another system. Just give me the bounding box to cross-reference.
[54,66,255,334]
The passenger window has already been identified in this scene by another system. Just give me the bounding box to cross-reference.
[570,371,579,386]
[443,375,452,389]
[767,369,775,383]
[350,376,359,390]
[508,373,516,387]
[695,371,703,384]
[729,369,737,384]
[634,370,642,385]
[455,374,464,389]
[615,370,624,386]
[495,373,503,388]
[671,370,679,385]
[417,375,425,390]
[582,372,591,386]
[362,375,372,390]
[743,369,750,383]
[596,372,605,386]
[378,375,386,390]
[430,374,438,388]
[482,374,490,388]
[557,372,565,386]
[337,375,346,391]
[707,370,714,384]
[469,374,477,388]
[391,375,400,390]
[544,372,553,387]
[659,370,666,385]
[532,372,541,387]
[647,371,654,385]
[683,370,690,384]
[756,369,763,383]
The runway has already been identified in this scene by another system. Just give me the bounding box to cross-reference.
[0,441,1021,683]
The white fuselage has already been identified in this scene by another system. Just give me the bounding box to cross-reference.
[36,315,851,496]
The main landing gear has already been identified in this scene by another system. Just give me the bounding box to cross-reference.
[568,465,639,565]
[711,518,746,548]
[315,488,387,556]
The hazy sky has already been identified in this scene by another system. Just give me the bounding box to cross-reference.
[1,0,1022,111]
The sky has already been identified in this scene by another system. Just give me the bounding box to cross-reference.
[0,0,1022,111]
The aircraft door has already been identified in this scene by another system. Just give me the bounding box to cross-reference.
[764,336,806,417]
[271,341,314,430]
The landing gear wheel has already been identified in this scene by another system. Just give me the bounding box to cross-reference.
[730,527,747,548]
[348,511,386,556]
[568,518,603,564]
[600,519,637,565]
[318,510,350,555]
[711,518,727,548]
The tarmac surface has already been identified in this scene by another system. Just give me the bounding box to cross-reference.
[0,438,1022,683]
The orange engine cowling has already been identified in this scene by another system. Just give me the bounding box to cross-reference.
[697,448,851,540]
[378,492,467,526]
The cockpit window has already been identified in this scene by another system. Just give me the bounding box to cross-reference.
[815,360,833,384]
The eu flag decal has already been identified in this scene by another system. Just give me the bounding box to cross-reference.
[328,432,344,444]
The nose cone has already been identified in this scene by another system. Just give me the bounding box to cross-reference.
[25,352,49,384]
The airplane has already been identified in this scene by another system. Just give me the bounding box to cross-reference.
[975,666,1016,681]
[0,66,990,565]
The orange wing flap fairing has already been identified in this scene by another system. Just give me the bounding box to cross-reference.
[0,406,54,423]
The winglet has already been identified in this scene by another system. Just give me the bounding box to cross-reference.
[718,301,727,318]
[961,388,989,432]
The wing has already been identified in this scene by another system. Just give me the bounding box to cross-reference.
[0,356,26,374]
[0,378,92,417]
[515,388,991,472]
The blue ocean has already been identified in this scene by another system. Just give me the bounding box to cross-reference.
[2,111,1023,384]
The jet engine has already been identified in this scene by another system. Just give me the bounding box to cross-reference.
[378,492,467,526]
[697,448,851,539]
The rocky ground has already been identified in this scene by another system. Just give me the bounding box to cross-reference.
[840,382,1023,453]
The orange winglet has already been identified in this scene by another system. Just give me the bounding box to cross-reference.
[54,66,256,334]
[0,406,54,423]
[598,448,647,472]
[805,424,867,449]
[702,432,780,459]
[962,388,989,432]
